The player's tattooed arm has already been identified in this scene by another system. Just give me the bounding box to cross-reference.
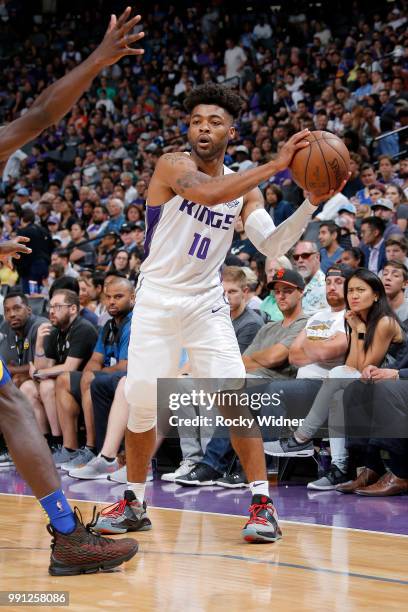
[156,153,275,207]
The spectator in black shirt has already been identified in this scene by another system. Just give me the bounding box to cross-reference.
[20,289,97,451]
[16,208,53,293]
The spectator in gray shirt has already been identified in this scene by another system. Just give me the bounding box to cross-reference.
[0,292,48,387]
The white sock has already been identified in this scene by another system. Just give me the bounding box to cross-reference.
[127,482,146,503]
[249,480,270,498]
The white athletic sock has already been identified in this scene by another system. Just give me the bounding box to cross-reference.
[127,482,146,503]
[249,480,270,498]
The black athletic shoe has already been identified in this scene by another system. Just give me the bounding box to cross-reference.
[242,494,282,543]
[216,472,249,489]
[47,507,138,576]
[175,463,221,486]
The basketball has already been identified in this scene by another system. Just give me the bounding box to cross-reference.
[289,131,350,197]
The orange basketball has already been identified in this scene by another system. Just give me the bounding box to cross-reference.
[289,130,350,197]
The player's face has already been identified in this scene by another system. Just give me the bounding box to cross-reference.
[188,104,235,161]
[325,275,345,308]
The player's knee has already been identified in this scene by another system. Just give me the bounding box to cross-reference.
[127,404,157,433]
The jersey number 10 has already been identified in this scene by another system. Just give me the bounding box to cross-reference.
[188,232,211,260]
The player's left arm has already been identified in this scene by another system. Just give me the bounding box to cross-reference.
[241,176,351,260]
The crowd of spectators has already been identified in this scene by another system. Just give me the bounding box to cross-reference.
[0,1,407,494]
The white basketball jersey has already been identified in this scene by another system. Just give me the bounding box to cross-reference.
[140,165,244,294]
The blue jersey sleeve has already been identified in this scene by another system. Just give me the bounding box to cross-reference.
[0,358,11,386]
[117,320,131,361]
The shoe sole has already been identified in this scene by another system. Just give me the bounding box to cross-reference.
[68,472,117,480]
[175,479,216,487]
[48,543,138,576]
[216,482,249,489]
[161,474,176,482]
[242,527,282,543]
[307,483,337,490]
[0,463,14,468]
[264,449,314,457]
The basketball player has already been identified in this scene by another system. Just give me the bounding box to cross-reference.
[98,83,349,543]
[0,7,144,574]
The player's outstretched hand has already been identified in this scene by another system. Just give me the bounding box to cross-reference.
[274,129,310,172]
[0,236,31,261]
[305,172,352,207]
[92,7,144,67]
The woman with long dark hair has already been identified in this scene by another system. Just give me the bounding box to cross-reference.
[265,268,405,490]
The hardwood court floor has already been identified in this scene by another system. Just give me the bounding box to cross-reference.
[0,495,407,611]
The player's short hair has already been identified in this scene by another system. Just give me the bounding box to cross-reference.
[184,83,244,120]
[222,266,248,289]
[383,260,408,281]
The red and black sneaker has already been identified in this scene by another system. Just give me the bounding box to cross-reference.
[242,494,282,543]
[47,507,138,576]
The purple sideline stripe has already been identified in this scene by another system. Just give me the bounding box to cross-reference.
[144,205,163,259]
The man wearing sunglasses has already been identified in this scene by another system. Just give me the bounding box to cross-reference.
[293,241,328,316]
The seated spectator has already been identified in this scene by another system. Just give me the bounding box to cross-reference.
[229,216,258,262]
[382,261,408,320]
[78,278,99,327]
[337,354,408,496]
[264,184,295,226]
[0,291,48,387]
[385,235,408,268]
[260,256,292,321]
[265,264,350,457]
[54,277,134,470]
[335,202,360,248]
[89,272,109,326]
[96,231,121,271]
[242,269,307,378]
[20,289,98,453]
[293,241,328,315]
[109,249,130,276]
[105,198,126,234]
[342,153,364,199]
[385,183,408,233]
[340,247,365,269]
[268,268,405,490]
[242,267,262,311]
[371,198,403,240]
[318,221,344,273]
[120,223,138,253]
[50,249,79,279]
[87,204,110,240]
[125,203,144,224]
[128,247,144,285]
[354,163,377,205]
[66,221,95,268]
[360,217,387,273]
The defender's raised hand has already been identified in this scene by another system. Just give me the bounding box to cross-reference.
[0,236,31,262]
[92,7,145,67]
